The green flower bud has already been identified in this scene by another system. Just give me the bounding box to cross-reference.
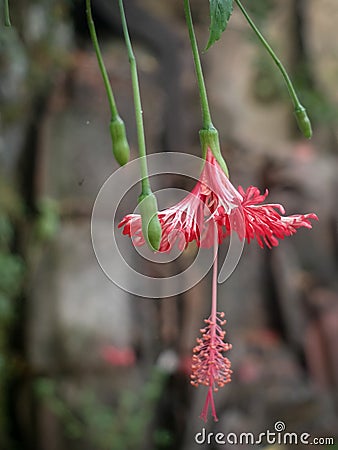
[295,106,312,139]
[138,192,162,251]
[109,117,130,166]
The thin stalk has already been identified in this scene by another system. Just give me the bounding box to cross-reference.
[234,0,301,109]
[4,0,11,26]
[183,0,213,130]
[85,0,118,121]
[118,0,151,194]
[207,231,218,422]
[211,231,218,328]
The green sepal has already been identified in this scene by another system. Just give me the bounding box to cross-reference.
[109,117,130,166]
[205,0,234,51]
[199,127,229,177]
[294,105,312,139]
[138,192,162,251]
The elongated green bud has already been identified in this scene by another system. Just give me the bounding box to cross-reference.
[138,192,162,251]
[109,117,130,166]
[294,106,312,139]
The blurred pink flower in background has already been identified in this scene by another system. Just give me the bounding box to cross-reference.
[101,345,136,367]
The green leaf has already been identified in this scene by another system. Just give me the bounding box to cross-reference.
[205,0,234,51]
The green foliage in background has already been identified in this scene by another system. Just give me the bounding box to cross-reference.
[0,0,72,126]
[0,180,25,450]
[246,0,338,128]
[246,0,275,24]
[35,369,173,450]
[294,63,338,126]
[240,1,286,105]
[34,198,60,242]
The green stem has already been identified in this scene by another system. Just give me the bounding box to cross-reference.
[4,0,11,26]
[234,0,301,109]
[118,0,151,193]
[184,0,230,174]
[183,0,213,130]
[85,0,118,121]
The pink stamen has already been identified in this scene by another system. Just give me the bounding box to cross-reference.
[191,232,232,422]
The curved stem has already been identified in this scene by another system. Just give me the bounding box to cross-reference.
[4,0,11,26]
[234,0,301,109]
[118,0,151,194]
[183,0,213,130]
[85,0,118,120]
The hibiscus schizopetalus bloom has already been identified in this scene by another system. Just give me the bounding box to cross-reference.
[119,149,318,251]
[118,148,318,422]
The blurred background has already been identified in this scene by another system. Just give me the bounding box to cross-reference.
[0,0,337,449]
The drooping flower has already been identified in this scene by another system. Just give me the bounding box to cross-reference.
[217,185,318,248]
[118,149,242,252]
[119,152,317,251]
[118,148,318,423]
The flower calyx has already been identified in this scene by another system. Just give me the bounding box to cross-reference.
[199,127,229,177]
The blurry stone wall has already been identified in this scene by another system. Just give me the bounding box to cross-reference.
[1,0,337,449]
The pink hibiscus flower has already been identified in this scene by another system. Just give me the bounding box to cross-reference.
[119,149,317,251]
[118,149,318,422]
